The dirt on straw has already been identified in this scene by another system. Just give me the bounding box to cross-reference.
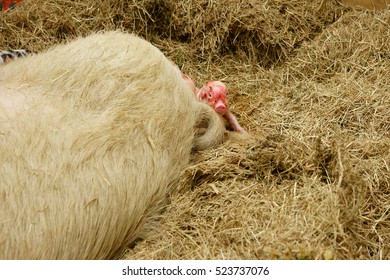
[1,0,390,259]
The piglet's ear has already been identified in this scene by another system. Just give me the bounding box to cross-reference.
[200,88,208,100]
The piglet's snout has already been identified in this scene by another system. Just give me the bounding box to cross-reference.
[213,100,227,115]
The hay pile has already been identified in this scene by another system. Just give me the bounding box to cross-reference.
[1,0,390,259]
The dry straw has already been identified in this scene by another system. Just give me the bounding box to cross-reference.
[1,0,390,259]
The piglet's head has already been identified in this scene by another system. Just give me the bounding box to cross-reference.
[198,81,229,115]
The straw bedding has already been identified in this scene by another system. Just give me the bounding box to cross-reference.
[1,0,389,259]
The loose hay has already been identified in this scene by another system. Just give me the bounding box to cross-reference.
[1,0,390,259]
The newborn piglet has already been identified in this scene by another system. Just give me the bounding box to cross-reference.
[174,63,247,133]
[196,81,247,133]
